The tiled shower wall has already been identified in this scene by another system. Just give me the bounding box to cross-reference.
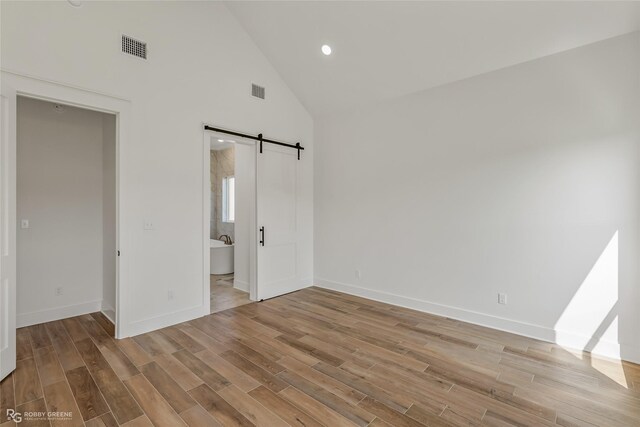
[210,147,235,241]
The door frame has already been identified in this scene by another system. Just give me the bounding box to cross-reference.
[202,125,258,307]
[1,78,17,380]
[1,70,130,339]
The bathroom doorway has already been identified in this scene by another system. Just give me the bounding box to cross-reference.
[16,96,117,332]
[208,136,254,313]
[203,124,308,310]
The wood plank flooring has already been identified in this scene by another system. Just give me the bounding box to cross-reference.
[2,287,639,426]
[211,274,251,314]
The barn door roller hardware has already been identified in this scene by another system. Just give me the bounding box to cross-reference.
[204,125,304,160]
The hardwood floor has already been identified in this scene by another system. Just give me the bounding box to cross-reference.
[2,287,639,426]
[211,274,252,314]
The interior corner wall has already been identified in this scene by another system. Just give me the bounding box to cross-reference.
[1,1,313,336]
[314,32,640,363]
[16,97,112,326]
[102,114,116,321]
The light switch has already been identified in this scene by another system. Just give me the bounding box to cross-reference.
[20,219,29,229]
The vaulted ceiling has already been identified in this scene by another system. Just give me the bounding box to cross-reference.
[226,1,640,117]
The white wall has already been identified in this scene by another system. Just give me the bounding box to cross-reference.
[233,142,256,293]
[1,1,313,336]
[102,114,116,320]
[315,33,640,363]
[16,97,115,326]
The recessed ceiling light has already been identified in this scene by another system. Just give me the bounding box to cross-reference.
[321,44,332,56]
[217,139,224,142]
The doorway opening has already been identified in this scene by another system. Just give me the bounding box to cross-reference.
[208,136,254,313]
[16,96,117,333]
[203,124,307,314]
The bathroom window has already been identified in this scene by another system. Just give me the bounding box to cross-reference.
[222,176,235,223]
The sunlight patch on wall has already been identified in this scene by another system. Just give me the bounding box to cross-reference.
[555,231,618,350]
[553,231,627,387]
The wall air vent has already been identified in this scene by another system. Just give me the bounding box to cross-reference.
[121,35,147,59]
[252,84,265,100]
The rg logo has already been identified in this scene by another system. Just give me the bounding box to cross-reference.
[6,409,22,423]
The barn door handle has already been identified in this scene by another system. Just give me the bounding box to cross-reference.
[260,227,265,246]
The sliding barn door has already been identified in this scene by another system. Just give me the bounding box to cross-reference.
[0,83,17,381]
[256,144,302,300]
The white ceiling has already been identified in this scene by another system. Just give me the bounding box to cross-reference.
[226,1,640,117]
[209,135,234,151]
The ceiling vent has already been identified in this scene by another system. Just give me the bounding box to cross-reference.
[121,34,147,59]
[252,84,265,100]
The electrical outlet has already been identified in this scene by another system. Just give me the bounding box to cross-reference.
[144,220,154,230]
[355,269,361,280]
[21,219,29,229]
[498,293,507,305]
[55,287,63,296]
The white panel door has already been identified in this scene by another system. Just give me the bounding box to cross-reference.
[256,144,301,300]
[0,83,17,381]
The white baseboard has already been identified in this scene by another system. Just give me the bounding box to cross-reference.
[17,300,102,328]
[234,279,249,292]
[101,301,116,324]
[315,277,640,364]
[101,301,114,312]
[122,305,206,338]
